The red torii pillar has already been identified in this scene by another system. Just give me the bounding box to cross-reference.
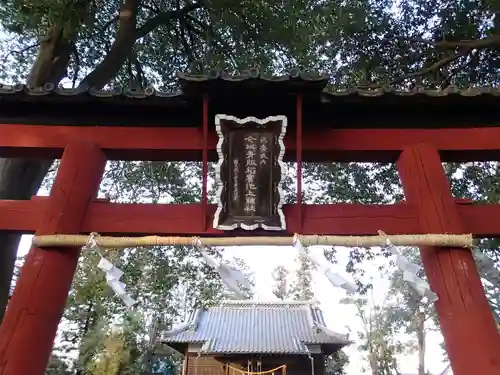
[0,141,106,375]
[397,143,500,375]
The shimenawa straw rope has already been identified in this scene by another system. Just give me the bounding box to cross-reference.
[31,233,474,249]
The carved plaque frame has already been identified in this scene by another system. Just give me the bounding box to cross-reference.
[212,114,287,231]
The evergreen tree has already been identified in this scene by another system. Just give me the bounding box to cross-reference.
[289,250,315,301]
[288,249,349,375]
[9,162,253,373]
[223,256,255,300]
[342,295,402,375]
[271,265,290,300]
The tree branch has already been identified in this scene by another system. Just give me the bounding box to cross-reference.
[383,34,500,50]
[79,1,205,89]
[186,15,239,69]
[388,51,464,86]
[361,46,490,89]
[99,15,120,34]
[79,0,140,89]
[360,34,500,89]
[70,42,81,88]
[129,49,146,88]
[433,35,500,50]
[136,2,204,38]
[2,42,41,66]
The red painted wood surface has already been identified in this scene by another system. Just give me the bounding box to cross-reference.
[2,124,500,162]
[397,143,500,375]
[296,95,303,230]
[0,141,106,375]
[1,198,500,236]
[201,95,209,230]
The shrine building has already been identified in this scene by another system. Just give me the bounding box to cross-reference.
[160,300,351,375]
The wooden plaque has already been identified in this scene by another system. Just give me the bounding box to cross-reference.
[212,114,287,231]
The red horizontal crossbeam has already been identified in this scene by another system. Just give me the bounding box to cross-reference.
[1,198,499,237]
[1,124,500,162]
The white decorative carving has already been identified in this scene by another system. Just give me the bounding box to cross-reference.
[213,114,287,231]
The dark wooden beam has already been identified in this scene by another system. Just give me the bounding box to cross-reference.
[2,124,500,162]
[1,198,500,237]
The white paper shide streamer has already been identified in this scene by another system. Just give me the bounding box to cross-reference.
[84,234,137,308]
[378,230,438,304]
[197,242,254,299]
[97,258,137,308]
[474,252,500,289]
[294,235,357,294]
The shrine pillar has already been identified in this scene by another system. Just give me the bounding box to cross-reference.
[0,141,106,375]
[397,143,500,375]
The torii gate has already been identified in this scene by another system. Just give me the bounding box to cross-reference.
[0,71,499,375]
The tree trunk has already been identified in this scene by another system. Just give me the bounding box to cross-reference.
[79,0,140,89]
[0,0,142,325]
[75,302,96,375]
[0,26,73,324]
[27,27,73,88]
[368,350,378,375]
[0,159,54,324]
[416,311,426,375]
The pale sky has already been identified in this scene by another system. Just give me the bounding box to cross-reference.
[15,165,452,375]
[17,237,451,375]
[13,156,452,375]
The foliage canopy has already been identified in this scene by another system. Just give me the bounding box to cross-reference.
[1,0,499,88]
[1,0,500,373]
